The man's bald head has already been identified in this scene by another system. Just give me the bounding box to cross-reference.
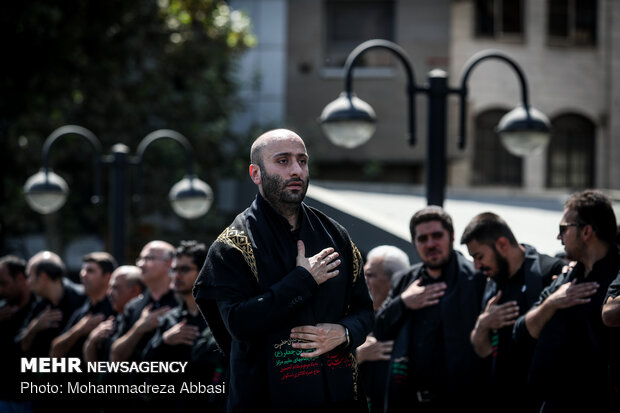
[141,240,175,260]
[250,129,306,167]
[27,251,66,281]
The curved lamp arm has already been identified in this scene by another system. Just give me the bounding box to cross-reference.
[42,124,103,203]
[457,50,530,149]
[343,39,418,145]
[134,129,195,201]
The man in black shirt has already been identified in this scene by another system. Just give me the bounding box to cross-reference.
[144,240,226,412]
[461,212,565,412]
[17,251,86,356]
[16,251,86,412]
[0,255,37,407]
[110,240,178,362]
[83,265,144,363]
[356,245,409,413]
[602,271,620,326]
[50,251,116,358]
[374,206,487,413]
[513,190,620,412]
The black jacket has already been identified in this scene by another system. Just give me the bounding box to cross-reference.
[375,250,486,412]
[513,246,620,411]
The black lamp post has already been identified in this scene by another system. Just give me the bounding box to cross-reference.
[23,125,213,263]
[319,39,551,207]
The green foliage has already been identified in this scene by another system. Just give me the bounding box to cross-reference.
[0,0,256,260]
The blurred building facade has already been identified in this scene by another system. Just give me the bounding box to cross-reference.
[230,0,620,192]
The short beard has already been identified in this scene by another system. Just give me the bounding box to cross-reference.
[425,246,453,270]
[260,164,308,216]
[175,287,193,296]
[492,246,511,285]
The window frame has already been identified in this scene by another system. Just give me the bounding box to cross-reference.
[474,0,525,43]
[322,0,396,68]
[546,0,598,47]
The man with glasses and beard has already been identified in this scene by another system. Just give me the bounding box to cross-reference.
[144,240,227,412]
[193,129,373,413]
[460,212,565,413]
[374,206,487,413]
[513,190,620,412]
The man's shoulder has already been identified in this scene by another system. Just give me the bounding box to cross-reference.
[71,299,91,319]
[63,277,85,297]
[454,250,477,274]
[392,264,423,290]
[523,244,566,276]
[124,293,149,312]
[159,305,184,327]
[62,278,87,309]
[210,210,252,253]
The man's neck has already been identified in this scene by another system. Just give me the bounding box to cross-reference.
[17,288,31,309]
[89,290,107,306]
[282,206,301,230]
[184,295,199,316]
[47,281,64,306]
[262,195,301,230]
[508,245,526,278]
[146,277,171,302]
[426,267,442,279]
[582,242,610,276]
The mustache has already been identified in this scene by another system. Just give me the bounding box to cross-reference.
[285,178,305,185]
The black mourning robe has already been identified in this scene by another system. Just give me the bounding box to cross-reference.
[193,194,374,413]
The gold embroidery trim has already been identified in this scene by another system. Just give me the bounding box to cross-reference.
[351,241,361,283]
[349,351,359,400]
[216,226,258,282]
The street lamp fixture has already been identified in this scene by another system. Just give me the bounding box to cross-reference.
[495,106,552,156]
[319,39,551,206]
[23,125,213,263]
[319,92,377,148]
[23,169,70,214]
[168,176,214,219]
[133,129,213,219]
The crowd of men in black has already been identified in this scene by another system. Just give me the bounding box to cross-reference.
[0,240,226,413]
[1,189,620,413]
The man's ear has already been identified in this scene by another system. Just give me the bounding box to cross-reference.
[581,224,594,241]
[37,271,49,284]
[249,163,261,185]
[495,236,511,256]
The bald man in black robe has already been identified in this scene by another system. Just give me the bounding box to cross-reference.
[194,129,374,413]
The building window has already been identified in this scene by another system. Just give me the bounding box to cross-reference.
[546,114,595,188]
[324,0,395,67]
[472,109,523,186]
[547,0,597,46]
[474,0,524,40]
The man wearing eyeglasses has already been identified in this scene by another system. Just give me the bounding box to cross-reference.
[194,129,373,413]
[110,240,177,362]
[513,190,620,412]
[144,240,227,411]
[461,212,565,413]
[374,206,487,413]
